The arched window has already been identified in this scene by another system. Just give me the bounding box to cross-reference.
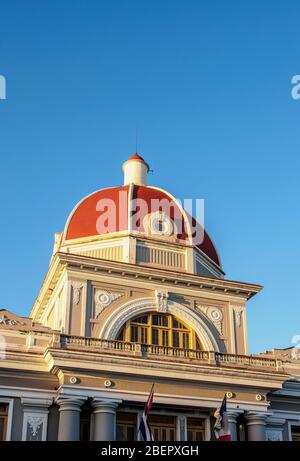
[116,312,203,350]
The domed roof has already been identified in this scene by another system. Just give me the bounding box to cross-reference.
[63,180,221,268]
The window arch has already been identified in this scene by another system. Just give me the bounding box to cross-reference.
[116,312,203,349]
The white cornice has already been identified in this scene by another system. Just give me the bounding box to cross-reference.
[30,251,262,322]
[44,348,287,389]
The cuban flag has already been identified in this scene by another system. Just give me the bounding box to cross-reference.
[139,384,154,441]
[214,395,231,441]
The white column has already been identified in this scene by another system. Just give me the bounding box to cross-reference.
[57,398,85,441]
[92,400,121,441]
[246,412,267,441]
[226,410,242,441]
[176,416,187,441]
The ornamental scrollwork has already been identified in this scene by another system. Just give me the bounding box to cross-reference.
[155,289,169,312]
[71,281,84,306]
[27,416,43,438]
[196,305,224,335]
[94,290,123,318]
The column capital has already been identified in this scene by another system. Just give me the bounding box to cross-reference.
[226,409,244,423]
[92,399,121,415]
[266,416,286,427]
[56,397,86,412]
[21,397,53,410]
[245,411,267,426]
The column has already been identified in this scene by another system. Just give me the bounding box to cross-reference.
[92,400,120,441]
[57,398,85,441]
[226,411,241,441]
[246,412,267,441]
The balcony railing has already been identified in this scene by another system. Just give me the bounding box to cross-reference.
[56,334,281,370]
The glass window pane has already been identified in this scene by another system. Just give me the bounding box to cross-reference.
[127,427,135,441]
[182,332,189,349]
[196,431,203,441]
[0,417,5,441]
[141,327,148,344]
[152,328,159,345]
[172,331,179,348]
[162,330,169,346]
[116,425,123,441]
[292,426,300,441]
[130,326,138,342]
[196,336,202,350]
[162,316,168,327]
[152,315,159,325]
[133,315,148,324]
[116,329,124,341]
[172,318,179,328]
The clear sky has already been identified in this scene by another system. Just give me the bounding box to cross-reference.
[0,0,299,353]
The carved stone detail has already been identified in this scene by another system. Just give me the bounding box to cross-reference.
[94,290,123,318]
[71,281,84,306]
[266,430,282,441]
[196,305,223,334]
[0,314,25,326]
[233,305,244,328]
[27,416,43,437]
[155,289,169,312]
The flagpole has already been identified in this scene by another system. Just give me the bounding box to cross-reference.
[137,384,155,441]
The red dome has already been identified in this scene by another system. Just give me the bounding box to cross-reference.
[65,185,129,240]
[64,184,221,267]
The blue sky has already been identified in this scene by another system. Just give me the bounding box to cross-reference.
[0,0,299,353]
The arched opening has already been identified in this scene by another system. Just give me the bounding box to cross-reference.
[116,312,203,350]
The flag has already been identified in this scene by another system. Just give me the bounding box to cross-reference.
[139,384,154,441]
[214,395,231,441]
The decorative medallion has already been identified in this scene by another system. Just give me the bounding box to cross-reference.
[144,211,174,237]
[94,290,123,318]
[196,305,223,334]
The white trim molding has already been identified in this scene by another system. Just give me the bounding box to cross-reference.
[0,398,14,441]
[288,420,300,441]
[99,297,220,351]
